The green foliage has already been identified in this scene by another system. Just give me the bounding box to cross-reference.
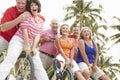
[110,16,120,44]
[98,54,120,80]
[63,0,105,30]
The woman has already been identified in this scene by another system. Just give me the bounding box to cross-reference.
[76,27,110,80]
[56,24,85,80]
[0,0,49,80]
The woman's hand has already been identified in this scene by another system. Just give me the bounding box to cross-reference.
[65,59,70,66]
[69,62,74,68]
[24,44,31,55]
[88,65,92,74]
[31,49,35,56]
[92,65,97,72]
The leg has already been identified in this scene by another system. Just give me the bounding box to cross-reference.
[39,52,53,69]
[78,62,91,80]
[0,36,23,79]
[92,66,110,80]
[56,54,65,71]
[99,74,110,80]
[75,71,85,80]
[71,60,85,80]
[32,49,49,80]
[82,69,90,80]
[0,36,8,54]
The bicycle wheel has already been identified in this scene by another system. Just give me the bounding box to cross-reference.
[47,65,55,80]
[62,66,74,80]
[6,53,34,80]
[47,65,74,80]
[16,53,34,80]
[0,49,7,63]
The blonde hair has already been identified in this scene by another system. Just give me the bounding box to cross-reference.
[80,27,93,40]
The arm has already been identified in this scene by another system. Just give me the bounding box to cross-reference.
[40,37,49,43]
[91,41,99,72]
[93,41,99,66]
[22,28,31,54]
[70,39,74,62]
[40,35,54,43]
[1,12,29,32]
[78,39,90,67]
[39,31,51,43]
[32,34,40,51]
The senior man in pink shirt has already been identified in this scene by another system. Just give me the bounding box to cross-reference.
[39,18,60,69]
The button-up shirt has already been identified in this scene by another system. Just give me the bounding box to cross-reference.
[39,29,60,55]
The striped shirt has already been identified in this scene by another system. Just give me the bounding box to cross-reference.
[15,12,45,44]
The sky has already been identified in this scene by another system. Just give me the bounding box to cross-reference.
[0,0,120,78]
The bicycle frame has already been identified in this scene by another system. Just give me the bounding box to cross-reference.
[0,50,34,80]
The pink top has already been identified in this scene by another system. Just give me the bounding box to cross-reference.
[39,29,60,55]
[15,12,45,44]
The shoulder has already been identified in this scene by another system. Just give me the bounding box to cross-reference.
[79,39,84,43]
[5,6,16,12]
[1,6,17,23]
[38,14,45,22]
[78,39,85,45]
[92,40,97,46]
[24,11,32,19]
[2,6,16,16]
[41,29,50,35]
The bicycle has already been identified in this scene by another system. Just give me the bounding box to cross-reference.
[46,59,94,80]
[0,50,34,80]
[47,59,74,80]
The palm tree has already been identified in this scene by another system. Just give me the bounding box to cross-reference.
[98,55,120,80]
[63,0,105,31]
[110,16,120,44]
[63,0,108,44]
[97,43,120,80]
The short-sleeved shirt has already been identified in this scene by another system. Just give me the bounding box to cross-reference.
[39,29,60,55]
[58,38,74,58]
[15,12,45,44]
[76,40,96,64]
[0,6,21,42]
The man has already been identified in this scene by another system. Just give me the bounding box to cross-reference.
[0,0,29,54]
[68,26,80,60]
[0,0,29,79]
[39,18,60,69]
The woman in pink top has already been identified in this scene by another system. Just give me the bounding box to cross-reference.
[0,0,49,80]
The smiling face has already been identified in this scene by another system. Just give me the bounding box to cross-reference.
[26,0,41,15]
[16,0,27,13]
[72,26,80,37]
[60,24,69,36]
[80,27,92,40]
[50,18,59,33]
[30,2,38,16]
